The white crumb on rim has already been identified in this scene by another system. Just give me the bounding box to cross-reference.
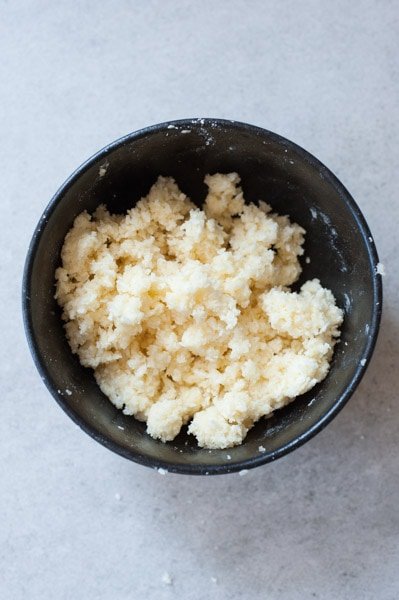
[99,163,108,177]
[114,492,121,501]
[305,257,311,264]
[161,572,173,585]
[258,445,266,452]
[239,469,249,476]
[157,468,167,475]
[65,389,72,395]
[360,358,366,366]
[369,237,373,242]
[117,425,124,430]
[226,454,231,460]
[167,124,177,129]
[181,129,191,134]
[375,262,386,276]
[210,576,218,584]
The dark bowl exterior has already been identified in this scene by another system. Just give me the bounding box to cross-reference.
[22,119,382,475]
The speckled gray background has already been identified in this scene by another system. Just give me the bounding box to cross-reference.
[1,1,398,599]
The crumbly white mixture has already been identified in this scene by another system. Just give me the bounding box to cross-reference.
[375,262,386,276]
[55,173,343,449]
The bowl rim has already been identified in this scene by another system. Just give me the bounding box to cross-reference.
[22,118,383,475]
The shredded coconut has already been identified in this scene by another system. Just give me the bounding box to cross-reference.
[55,173,343,449]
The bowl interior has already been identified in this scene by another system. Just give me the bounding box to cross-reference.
[24,120,381,474]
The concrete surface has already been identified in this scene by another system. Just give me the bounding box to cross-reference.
[1,1,398,599]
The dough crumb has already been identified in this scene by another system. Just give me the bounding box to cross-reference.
[161,572,173,585]
[99,163,108,177]
[55,173,343,449]
[375,262,386,276]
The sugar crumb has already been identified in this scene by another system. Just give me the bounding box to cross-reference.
[157,468,167,475]
[65,389,72,396]
[226,454,231,460]
[360,359,366,366]
[305,257,311,264]
[239,469,249,476]
[117,425,125,430]
[258,445,266,452]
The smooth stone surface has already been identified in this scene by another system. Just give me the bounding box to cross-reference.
[1,1,397,599]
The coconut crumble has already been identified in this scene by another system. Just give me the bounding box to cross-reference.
[55,173,343,449]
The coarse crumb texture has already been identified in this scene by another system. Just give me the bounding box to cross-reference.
[55,173,343,449]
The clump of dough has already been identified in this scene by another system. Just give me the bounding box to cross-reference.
[55,173,343,449]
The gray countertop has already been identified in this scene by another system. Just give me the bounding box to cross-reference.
[1,1,398,599]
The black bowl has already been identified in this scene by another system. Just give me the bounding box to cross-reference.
[23,119,382,475]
